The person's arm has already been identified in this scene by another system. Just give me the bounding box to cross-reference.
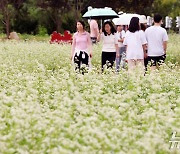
[162,30,168,54]
[143,44,147,58]
[123,35,127,48]
[123,34,127,61]
[95,23,99,38]
[87,33,93,58]
[115,35,119,58]
[163,41,167,54]
[124,45,127,62]
[118,37,124,43]
[141,31,148,58]
[125,45,127,53]
[71,35,76,60]
[119,31,126,42]
[116,44,119,58]
[97,29,102,42]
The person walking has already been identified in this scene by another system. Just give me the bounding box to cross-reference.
[89,19,99,44]
[123,17,147,72]
[145,14,168,70]
[71,21,92,74]
[97,21,119,72]
[115,25,126,71]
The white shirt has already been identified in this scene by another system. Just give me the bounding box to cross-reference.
[145,26,168,56]
[123,30,147,60]
[101,33,118,52]
[116,30,126,48]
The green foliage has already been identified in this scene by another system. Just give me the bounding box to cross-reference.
[152,0,180,18]
[62,11,77,33]
[0,23,3,33]
[166,33,180,65]
[37,25,48,36]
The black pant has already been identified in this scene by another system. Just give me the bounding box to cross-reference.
[102,51,116,71]
[74,51,89,73]
[147,54,166,66]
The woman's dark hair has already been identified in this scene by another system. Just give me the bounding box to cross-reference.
[128,17,140,33]
[140,23,147,31]
[102,21,116,36]
[77,20,85,29]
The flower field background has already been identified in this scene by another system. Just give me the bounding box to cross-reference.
[0,34,179,153]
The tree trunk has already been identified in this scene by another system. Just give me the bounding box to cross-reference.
[2,6,10,38]
[51,9,62,33]
[5,14,10,38]
[56,19,62,33]
[75,0,79,21]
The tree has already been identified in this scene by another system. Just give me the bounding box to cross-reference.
[80,0,155,17]
[0,0,25,37]
[1,0,179,35]
[12,0,40,34]
[0,0,13,37]
[37,0,72,33]
[152,0,180,17]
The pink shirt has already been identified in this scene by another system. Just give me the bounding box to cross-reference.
[71,31,92,54]
[90,20,99,38]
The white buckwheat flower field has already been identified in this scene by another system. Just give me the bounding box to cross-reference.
[0,34,179,153]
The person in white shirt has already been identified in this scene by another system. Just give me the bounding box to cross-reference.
[97,21,119,72]
[115,25,126,71]
[145,14,168,70]
[123,17,147,71]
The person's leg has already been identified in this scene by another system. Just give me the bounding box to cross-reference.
[116,57,120,72]
[151,65,157,71]
[136,59,145,74]
[102,52,107,72]
[118,55,122,70]
[74,53,81,72]
[148,56,157,70]
[108,52,116,69]
[127,59,136,72]
[157,54,166,67]
[116,48,121,72]
[81,52,89,74]
[136,59,144,67]
[120,47,126,69]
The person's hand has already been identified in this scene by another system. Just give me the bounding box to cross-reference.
[118,39,123,43]
[144,52,147,59]
[99,29,102,34]
[116,53,120,58]
[164,50,166,55]
[90,52,92,58]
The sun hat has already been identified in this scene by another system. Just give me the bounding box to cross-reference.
[140,15,147,24]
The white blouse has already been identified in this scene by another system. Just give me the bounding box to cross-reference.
[101,33,118,52]
[123,30,147,60]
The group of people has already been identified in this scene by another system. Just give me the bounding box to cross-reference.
[71,14,168,74]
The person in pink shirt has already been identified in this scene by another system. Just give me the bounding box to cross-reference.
[71,21,92,73]
[89,19,99,44]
